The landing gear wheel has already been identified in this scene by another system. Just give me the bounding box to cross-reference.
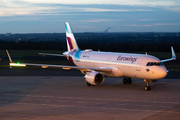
[123,78,128,84]
[144,86,151,91]
[145,86,148,91]
[123,78,132,84]
[87,82,91,86]
[127,78,132,84]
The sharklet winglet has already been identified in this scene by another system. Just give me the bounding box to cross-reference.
[161,46,176,62]
[6,50,13,63]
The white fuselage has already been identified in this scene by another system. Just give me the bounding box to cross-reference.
[70,50,167,80]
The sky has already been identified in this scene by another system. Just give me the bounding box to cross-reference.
[0,0,180,33]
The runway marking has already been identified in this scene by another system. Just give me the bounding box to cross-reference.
[75,101,86,103]
[138,105,152,107]
[117,104,127,106]
[2,94,180,114]
[95,102,107,104]
[3,93,180,105]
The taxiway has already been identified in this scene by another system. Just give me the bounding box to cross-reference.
[0,76,180,120]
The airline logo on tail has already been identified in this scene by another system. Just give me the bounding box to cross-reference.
[65,22,79,51]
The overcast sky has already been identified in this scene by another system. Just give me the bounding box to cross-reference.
[0,0,180,33]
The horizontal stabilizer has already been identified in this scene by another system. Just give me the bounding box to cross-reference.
[39,53,65,57]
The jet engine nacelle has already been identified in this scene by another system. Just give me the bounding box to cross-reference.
[84,72,104,85]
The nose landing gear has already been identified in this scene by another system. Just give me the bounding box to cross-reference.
[144,79,151,91]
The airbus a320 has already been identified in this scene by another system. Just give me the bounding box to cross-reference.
[7,22,176,91]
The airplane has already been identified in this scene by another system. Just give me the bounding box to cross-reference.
[6,22,176,91]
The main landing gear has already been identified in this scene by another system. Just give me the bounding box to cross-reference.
[144,80,151,91]
[123,78,132,84]
[87,82,95,86]
[87,82,92,86]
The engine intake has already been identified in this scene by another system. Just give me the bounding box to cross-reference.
[84,72,104,85]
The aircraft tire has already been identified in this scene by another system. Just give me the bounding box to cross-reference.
[123,78,128,84]
[87,82,91,86]
[144,86,151,91]
[127,78,132,84]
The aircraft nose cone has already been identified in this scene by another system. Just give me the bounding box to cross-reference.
[158,68,167,79]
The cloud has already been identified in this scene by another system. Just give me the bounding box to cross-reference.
[81,8,130,12]
[123,24,152,27]
[0,0,179,33]
[18,0,180,7]
[80,19,123,22]
[123,23,180,27]
[80,8,153,12]
[0,1,60,16]
[1,0,179,17]
[154,23,180,25]
[77,26,93,28]
[0,1,155,17]
[137,19,153,21]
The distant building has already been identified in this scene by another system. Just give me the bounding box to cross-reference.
[5,33,11,36]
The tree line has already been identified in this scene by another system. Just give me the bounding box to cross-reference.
[0,33,179,52]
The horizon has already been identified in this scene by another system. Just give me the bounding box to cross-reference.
[1,32,180,34]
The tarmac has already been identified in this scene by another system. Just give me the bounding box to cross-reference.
[0,75,180,120]
[0,55,180,119]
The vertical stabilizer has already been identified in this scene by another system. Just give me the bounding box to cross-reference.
[65,22,80,51]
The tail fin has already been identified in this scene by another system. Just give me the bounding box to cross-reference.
[65,22,80,51]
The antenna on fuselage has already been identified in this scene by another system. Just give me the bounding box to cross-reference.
[145,52,148,55]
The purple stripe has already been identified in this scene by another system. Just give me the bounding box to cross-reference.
[69,56,75,65]
[67,37,73,50]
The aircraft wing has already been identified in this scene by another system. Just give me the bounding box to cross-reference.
[18,63,112,73]
[6,50,112,74]
[161,47,176,62]
[9,62,112,74]
[39,53,65,57]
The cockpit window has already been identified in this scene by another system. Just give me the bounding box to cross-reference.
[146,62,163,66]
[146,62,150,66]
